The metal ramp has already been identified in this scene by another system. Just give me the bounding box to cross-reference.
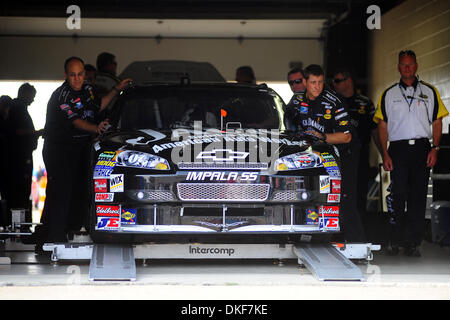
[293,243,365,281]
[43,241,378,282]
[88,244,136,281]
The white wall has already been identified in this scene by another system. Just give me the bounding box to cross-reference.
[0,36,324,82]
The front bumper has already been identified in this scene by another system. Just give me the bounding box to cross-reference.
[92,172,341,236]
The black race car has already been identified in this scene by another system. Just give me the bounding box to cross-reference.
[89,83,342,244]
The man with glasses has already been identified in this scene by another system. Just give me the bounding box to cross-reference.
[285,64,366,243]
[374,50,448,257]
[332,68,381,220]
[287,67,306,93]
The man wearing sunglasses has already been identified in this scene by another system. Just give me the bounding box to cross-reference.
[332,68,381,221]
[374,50,448,257]
[287,67,306,93]
[285,64,366,243]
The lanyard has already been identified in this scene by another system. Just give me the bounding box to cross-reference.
[398,84,417,110]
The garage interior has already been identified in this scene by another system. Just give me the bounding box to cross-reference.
[0,0,449,299]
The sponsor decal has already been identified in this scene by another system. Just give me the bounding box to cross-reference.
[300,106,308,114]
[319,175,330,193]
[323,161,338,168]
[186,171,258,182]
[302,118,324,132]
[331,179,341,193]
[323,114,331,119]
[95,193,114,202]
[338,120,349,126]
[320,153,340,177]
[319,205,339,216]
[93,159,116,178]
[110,174,124,192]
[96,205,120,217]
[93,168,114,178]
[96,217,119,230]
[196,149,248,162]
[94,179,108,193]
[335,112,348,120]
[98,151,117,160]
[121,208,137,225]
[319,217,339,230]
[327,194,340,203]
[148,130,307,154]
[189,245,235,256]
[306,208,319,225]
[95,160,116,168]
[358,106,366,114]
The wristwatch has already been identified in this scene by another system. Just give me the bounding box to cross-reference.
[432,145,440,151]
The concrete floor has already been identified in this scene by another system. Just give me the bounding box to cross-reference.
[0,238,450,300]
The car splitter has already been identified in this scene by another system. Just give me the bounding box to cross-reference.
[42,241,380,281]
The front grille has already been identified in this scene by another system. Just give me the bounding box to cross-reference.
[127,190,176,201]
[177,183,270,202]
[177,162,268,170]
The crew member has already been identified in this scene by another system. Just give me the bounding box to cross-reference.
[287,67,306,94]
[37,56,131,248]
[7,83,43,220]
[235,66,256,84]
[332,67,381,216]
[374,50,448,257]
[285,64,366,242]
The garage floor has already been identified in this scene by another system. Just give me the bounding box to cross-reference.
[0,236,449,300]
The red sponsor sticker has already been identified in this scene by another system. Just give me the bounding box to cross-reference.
[96,205,120,217]
[95,193,114,202]
[319,205,339,216]
[94,179,108,193]
[327,194,340,203]
[331,179,341,194]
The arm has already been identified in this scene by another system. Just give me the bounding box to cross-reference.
[371,128,383,154]
[73,118,109,135]
[427,118,442,167]
[100,78,133,111]
[378,119,393,171]
[324,131,352,144]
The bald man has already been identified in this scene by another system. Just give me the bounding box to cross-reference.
[36,56,131,249]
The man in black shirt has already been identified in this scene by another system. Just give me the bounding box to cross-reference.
[37,56,131,246]
[332,68,381,217]
[285,64,366,242]
[7,83,43,223]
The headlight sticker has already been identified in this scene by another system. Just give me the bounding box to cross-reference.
[115,150,170,170]
[275,151,323,171]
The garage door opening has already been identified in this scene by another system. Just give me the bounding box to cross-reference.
[0,79,292,225]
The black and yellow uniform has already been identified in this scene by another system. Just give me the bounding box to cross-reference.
[342,94,377,215]
[39,81,101,242]
[286,88,366,242]
[374,77,448,247]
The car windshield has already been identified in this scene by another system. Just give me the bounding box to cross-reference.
[117,85,284,130]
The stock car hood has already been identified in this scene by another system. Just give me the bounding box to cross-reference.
[95,127,337,175]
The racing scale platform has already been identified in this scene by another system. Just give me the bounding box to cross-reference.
[42,241,380,282]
